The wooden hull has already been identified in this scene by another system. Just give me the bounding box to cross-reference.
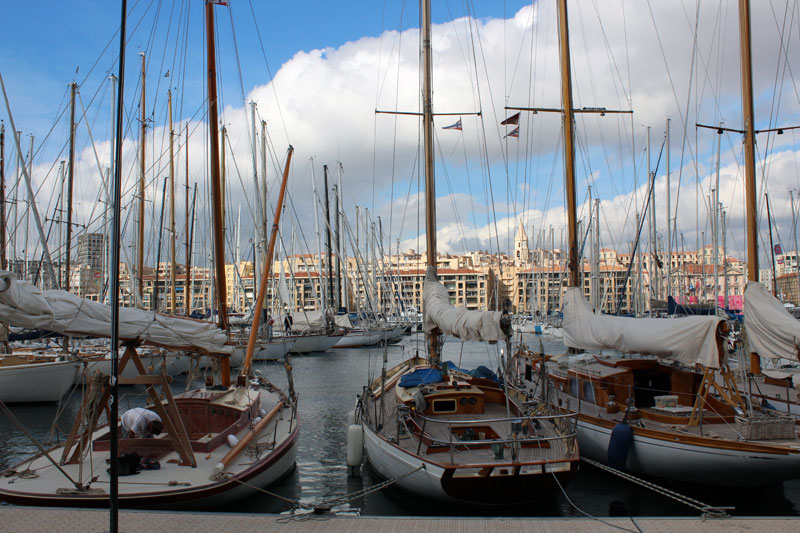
[0,387,299,509]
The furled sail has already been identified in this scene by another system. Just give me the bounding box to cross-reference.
[562,287,723,368]
[744,281,800,362]
[290,309,327,332]
[422,267,507,342]
[0,271,231,354]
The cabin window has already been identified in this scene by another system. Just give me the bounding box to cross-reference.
[432,399,457,413]
[582,380,596,403]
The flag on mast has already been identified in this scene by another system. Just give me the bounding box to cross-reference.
[501,112,520,125]
[442,119,462,131]
[504,127,519,138]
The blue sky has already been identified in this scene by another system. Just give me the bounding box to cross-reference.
[2,1,800,270]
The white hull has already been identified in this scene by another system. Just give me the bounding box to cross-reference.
[576,415,800,487]
[253,339,295,361]
[0,359,79,403]
[362,422,452,502]
[334,329,383,348]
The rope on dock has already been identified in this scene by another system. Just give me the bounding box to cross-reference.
[581,457,734,518]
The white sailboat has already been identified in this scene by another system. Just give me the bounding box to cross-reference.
[353,0,579,505]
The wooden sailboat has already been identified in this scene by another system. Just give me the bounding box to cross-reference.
[513,0,800,488]
[0,0,297,508]
[355,0,579,505]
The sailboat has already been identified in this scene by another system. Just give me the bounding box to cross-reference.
[0,0,298,508]
[353,0,579,505]
[513,0,800,488]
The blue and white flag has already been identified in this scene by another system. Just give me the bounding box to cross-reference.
[442,119,462,131]
[504,126,519,138]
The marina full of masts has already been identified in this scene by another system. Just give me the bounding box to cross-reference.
[5,223,796,318]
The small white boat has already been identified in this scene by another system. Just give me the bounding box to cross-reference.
[0,354,79,403]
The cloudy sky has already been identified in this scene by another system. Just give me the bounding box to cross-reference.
[2,0,800,275]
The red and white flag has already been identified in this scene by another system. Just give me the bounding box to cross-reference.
[501,112,520,125]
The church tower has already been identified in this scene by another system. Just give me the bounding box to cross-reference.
[514,218,530,266]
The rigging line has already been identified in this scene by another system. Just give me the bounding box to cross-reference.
[177,0,192,121]
[768,0,800,111]
[246,0,291,145]
[669,1,700,262]
[433,128,468,252]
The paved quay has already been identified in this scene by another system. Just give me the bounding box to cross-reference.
[0,507,797,533]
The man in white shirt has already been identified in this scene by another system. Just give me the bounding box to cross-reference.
[120,407,163,438]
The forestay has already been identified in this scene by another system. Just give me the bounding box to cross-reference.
[744,281,800,362]
[562,288,723,368]
[422,267,506,342]
[0,271,231,354]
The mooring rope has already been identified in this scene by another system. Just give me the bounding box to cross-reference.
[226,463,426,512]
[581,457,732,518]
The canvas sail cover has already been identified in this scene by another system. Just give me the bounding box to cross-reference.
[422,267,506,342]
[744,281,800,361]
[0,271,231,354]
[334,313,353,329]
[290,310,326,332]
[562,287,722,368]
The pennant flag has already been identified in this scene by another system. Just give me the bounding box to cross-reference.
[442,119,462,131]
[504,127,520,138]
[501,112,520,125]
[774,243,783,255]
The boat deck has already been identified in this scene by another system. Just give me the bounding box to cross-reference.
[370,380,576,468]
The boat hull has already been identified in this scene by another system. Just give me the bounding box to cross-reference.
[362,422,576,505]
[576,414,800,487]
[0,360,78,403]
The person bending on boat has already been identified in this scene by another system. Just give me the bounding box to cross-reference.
[121,407,163,438]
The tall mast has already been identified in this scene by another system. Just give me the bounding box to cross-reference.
[206,0,228,333]
[138,52,146,303]
[241,147,293,377]
[260,120,268,264]
[324,164,334,307]
[421,0,440,364]
[558,0,578,289]
[739,0,758,282]
[0,121,5,270]
[64,82,77,292]
[666,118,671,299]
[185,122,190,314]
[168,90,176,314]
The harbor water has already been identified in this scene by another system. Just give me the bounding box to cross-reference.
[1,333,799,517]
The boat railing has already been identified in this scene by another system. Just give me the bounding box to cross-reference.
[403,411,578,462]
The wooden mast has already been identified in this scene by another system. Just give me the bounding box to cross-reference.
[138,52,146,304]
[739,0,758,284]
[557,0,578,289]
[421,0,440,366]
[168,90,176,314]
[64,82,77,292]
[738,0,762,376]
[206,0,230,385]
[185,122,191,314]
[241,147,294,377]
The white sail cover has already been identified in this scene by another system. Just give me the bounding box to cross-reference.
[334,314,353,329]
[562,287,722,368]
[290,310,326,332]
[0,271,231,354]
[422,267,506,342]
[744,281,800,361]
